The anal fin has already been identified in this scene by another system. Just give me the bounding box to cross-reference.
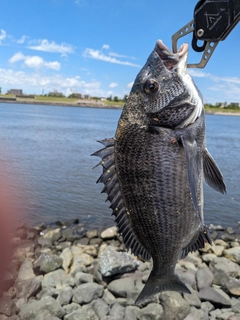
[180,225,212,259]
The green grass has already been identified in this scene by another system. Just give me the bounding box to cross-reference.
[204,106,240,114]
[35,96,78,103]
[0,94,15,98]
[102,100,124,107]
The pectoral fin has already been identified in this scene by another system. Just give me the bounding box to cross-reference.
[180,136,202,220]
[203,149,226,194]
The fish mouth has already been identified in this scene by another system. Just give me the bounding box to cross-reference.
[155,40,188,70]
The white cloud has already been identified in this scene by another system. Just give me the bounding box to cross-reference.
[17,35,28,44]
[109,52,136,60]
[28,39,74,54]
[0,68,104,96]
[102,44,110,50]
[0,29,7,44]
[9,52,61,70]
[109,82,118,88]
[83,47,141,67]
[189,69,240,102]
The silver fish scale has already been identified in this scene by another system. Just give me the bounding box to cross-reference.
[115,125,201,276]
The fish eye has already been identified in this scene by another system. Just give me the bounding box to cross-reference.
[143,79,159,94]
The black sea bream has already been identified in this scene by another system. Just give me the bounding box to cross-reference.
[93,40,226,304]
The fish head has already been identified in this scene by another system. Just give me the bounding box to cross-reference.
[122,40,203,128]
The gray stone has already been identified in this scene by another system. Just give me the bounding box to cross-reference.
[138,303,164,320]
[64,308,98,320]
[209,224,224,231]
[232,298,240,313]
[183,289,202,308]
[8,316,21,320]
[160,292,190,320]
[198,287,231,307]
[70,253,94,273]
[209,257,240,276]
[109,302,125,319]
[227,316,240,320]
[212,245,225,256]
[42,269,75,289]
[60,247,73,273]
[202,253,217,263]
[210,308,222,317]
[178,269,197,290]
[214,239,229,248]
[98,246,138,277]
[200,301,215,313]
[18,296,65,320]
[189,306,208,320]
[224,247,240,263]
[57,286,73,305]
[196,267,214,289]
[75,271,94,285]
[125,306,140,320]
[12,242,35,261]
[75,237,89,245]
[33,253,63,274]
[37,237,52,247]
[224,278,240,296]
[226,227,235,234]
[101,227,117,239]
[36,287,58,299]
[72,283,104,304]
[102,289,117,305]
[15,277,42,298]
[61,228,83,242]
[46,316,61,320]
[221,234,236,242]
[0,296,16,316]
[86,229,98,239]
[213,270,230,287]
[101,317,121,320]
[126,280,144,305]
[63,303,80,314]
[42,228,62,242]
[90,238,103,245]
[16,259,35,282]
[91,298,110,318]
[108,278,135,298]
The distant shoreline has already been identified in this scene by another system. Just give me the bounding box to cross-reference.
[0,98,123,109]
[0,98,240,115]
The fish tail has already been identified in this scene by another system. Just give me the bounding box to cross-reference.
[135,271,191,305]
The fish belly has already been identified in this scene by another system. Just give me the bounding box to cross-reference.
[115,125,201,267]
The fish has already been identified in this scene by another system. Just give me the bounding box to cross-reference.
[92,40,226,304]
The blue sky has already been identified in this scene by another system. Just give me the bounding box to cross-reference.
[0,0,239,103]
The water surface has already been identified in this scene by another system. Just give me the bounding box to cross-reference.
[0,103,239,230]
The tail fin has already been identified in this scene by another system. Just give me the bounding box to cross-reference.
[135,271,191,305]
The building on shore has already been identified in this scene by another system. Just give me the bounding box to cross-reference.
[48,90,64,97]
[7,89,23,95]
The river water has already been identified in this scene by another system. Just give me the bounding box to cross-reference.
[0,103,239,230]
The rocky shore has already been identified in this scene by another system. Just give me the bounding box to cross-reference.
[0,221,240,320]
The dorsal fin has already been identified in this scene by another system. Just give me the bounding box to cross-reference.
[92,138,151,261]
